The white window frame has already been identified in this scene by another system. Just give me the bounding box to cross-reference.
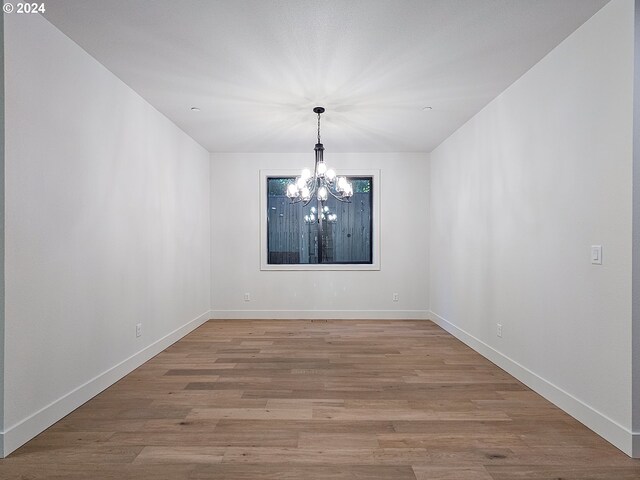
[260,169,381,271]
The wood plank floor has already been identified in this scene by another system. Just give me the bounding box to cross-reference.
[1,320,639,479]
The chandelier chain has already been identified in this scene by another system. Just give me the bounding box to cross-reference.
[317,112,321,144]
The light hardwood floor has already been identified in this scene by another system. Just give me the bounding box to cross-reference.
[1,320,638,479]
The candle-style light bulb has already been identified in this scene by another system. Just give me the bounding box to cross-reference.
[287,183,298,198]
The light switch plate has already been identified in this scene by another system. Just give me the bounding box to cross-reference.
[591,245,602,265]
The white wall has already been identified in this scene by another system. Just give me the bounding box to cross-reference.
[0,12,5,447]
[633,0,640,454]
[211,152,429,319]
[2,14,211,456]
[429,0,635,456]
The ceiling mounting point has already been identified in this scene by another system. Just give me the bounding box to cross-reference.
[313,106,325,114]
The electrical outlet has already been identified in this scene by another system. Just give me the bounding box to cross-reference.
[392,293,399,302]
[136,323,142,338]
[244,292,251,302]
[497,323,503,338]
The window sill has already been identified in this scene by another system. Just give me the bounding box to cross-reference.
[260,263,380,271]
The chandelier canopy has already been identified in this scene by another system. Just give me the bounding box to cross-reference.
[286,107,353,205]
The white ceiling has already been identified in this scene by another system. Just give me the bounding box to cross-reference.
[44,0,608,153]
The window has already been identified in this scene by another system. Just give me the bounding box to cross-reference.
[260,170,380,271]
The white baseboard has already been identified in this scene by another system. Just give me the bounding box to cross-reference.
[210,309,430,320]
[0,310,213,458]
[429,310,638,458]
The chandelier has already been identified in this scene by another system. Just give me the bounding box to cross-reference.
[286,107,353,205]
[304,205,338,224]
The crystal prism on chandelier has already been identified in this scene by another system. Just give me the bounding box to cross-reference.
[286,107,353,204]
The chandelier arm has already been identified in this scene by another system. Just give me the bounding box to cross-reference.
[295,176,317,207]
[309,177,318,195]
[306,179,318,206]
[325,184,351,203]
[288,176,314,204]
